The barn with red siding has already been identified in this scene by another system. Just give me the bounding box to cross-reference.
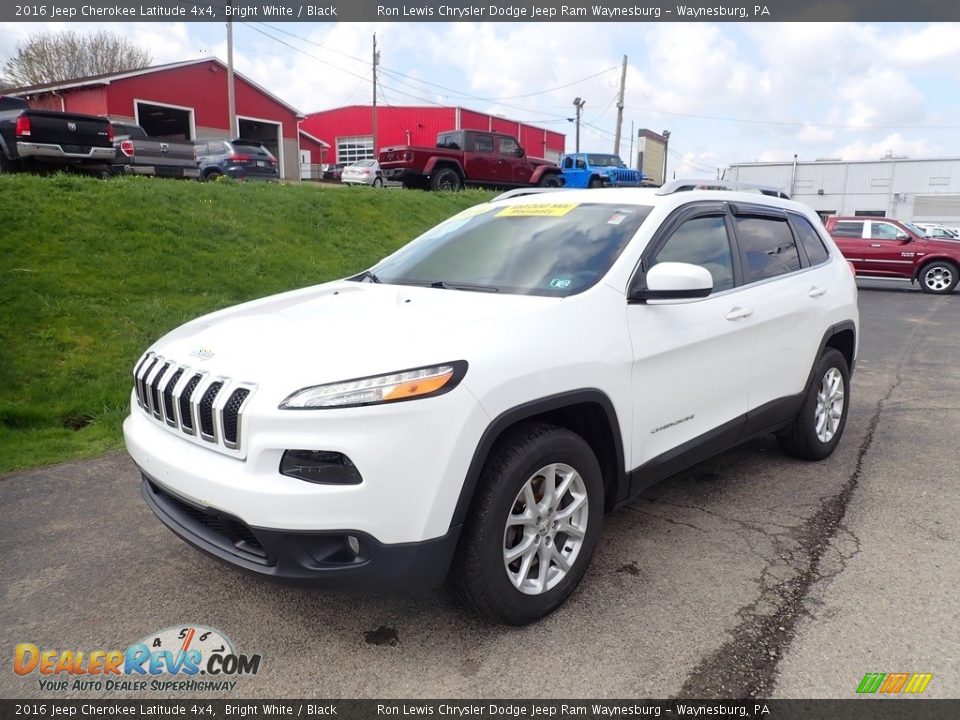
[9,58,304,180]
[301,105,565,165]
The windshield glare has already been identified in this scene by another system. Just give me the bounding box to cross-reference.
[368,202,652,296]
[587,154,626,168]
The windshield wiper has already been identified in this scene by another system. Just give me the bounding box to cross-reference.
[350,270,382,284]
[429,280,500,293]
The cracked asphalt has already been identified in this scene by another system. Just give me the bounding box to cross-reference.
[2,281,958,700]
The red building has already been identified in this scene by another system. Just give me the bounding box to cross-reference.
[10,58,304,180]
[301,105,566,166]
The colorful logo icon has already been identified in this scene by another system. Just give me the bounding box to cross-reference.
[856,672,933,695]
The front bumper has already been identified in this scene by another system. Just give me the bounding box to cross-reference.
[141,472,460,592]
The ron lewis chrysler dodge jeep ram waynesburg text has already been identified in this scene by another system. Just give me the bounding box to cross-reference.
[124,181,859,625]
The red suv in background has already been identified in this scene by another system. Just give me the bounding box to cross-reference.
[824,216,960,295]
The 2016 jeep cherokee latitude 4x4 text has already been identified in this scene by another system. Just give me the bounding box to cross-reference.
[124,181,859,625]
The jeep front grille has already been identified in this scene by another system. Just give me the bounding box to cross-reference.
[133,352,256,455]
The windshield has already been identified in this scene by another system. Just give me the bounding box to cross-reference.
[587,154,627,168]
[904,223,927,236]
[365,202,652,297]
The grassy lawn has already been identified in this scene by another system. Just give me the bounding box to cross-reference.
[0,174,495,474]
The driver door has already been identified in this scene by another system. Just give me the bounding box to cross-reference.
[626,205,753,493]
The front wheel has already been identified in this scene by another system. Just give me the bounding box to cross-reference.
[538,173,563,188]
[778,348,850,460]
[455,423,604,625]
[372,176,383,188]
[918,261,958,295]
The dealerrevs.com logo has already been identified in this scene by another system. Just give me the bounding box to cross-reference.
[14,625,261,693]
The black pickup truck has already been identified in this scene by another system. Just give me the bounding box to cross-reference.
[0,96,114,174]
[111,122,198,178]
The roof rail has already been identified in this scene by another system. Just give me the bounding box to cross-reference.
[655,179,791,200]
[490,187,568,202]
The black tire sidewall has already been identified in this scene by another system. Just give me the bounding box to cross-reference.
[796,349,851,460]
[919,261,959,294]
[432,168,460,191]
[464,427,604,624]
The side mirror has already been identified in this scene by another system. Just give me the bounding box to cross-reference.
[896,233,911,242]
[629,262,714,303]
[515,147,525,157]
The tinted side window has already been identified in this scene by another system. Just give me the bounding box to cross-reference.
[792,215,830,265]
[499,137,518,155]
[563,157,573,169]
[652,215,734,292]
[472,135,494,153]
[871,222,901,239]
[832,221,864,238]
[735,216,802,283]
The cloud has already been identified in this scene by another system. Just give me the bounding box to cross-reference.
[833,133,939,161]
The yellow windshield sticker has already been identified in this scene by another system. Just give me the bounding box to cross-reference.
[496,203,579,218]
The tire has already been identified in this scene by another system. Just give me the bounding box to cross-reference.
[372,177,383,188]
[538,173,563,188]
[455,422,604,625]
[429,167,462,191]
[588,177,604,189]
[918,260,958,295]
[777,348,850,461]
[203,170,221,182]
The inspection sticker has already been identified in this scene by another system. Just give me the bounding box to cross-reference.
[496,203,579,217]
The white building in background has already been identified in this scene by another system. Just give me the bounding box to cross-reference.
[723,157,960,224]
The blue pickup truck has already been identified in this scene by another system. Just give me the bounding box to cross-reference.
[560,152,643,188]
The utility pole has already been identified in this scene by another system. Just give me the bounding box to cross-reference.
[628,120,634,168]
[227,20,236,138]
[613,54,627,156]
[661,129,671,185]
[572,97,585,153]
[372,33,379,159]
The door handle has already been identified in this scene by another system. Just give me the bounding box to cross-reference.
[808,286,827,298]
[870,243,881,247]
[725,306,753,321]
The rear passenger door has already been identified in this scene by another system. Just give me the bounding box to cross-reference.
[727,205,828,426]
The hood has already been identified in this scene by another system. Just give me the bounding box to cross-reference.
[149,280,557,392]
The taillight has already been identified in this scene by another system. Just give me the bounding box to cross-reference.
[107,123,114,142]
[231,153,251,163]
[15,115,30,137]
[120,140,135,157]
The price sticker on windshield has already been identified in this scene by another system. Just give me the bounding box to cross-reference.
[496,203,579,217]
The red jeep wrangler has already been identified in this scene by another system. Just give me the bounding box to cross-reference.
[824,216,960,294]
[379,129,564,191]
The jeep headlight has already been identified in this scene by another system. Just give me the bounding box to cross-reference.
[279,361,468,409]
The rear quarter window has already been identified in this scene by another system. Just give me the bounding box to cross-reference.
[792,215,830,265]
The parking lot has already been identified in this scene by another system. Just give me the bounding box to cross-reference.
[1,281,957,700]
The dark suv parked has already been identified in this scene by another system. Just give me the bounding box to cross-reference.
[194,139,279,181]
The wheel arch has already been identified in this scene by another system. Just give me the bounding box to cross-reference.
[530,165,563,184]
[913,255,959,281]
[817,320,857,381]
[450,390,627,529]
[424,156,464,178]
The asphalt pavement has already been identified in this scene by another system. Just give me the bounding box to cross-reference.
[2,279,957,700]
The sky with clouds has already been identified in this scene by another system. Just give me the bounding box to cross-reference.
[2,21,960,177]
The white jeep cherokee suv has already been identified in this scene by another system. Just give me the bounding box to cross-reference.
[124,181,859,625]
